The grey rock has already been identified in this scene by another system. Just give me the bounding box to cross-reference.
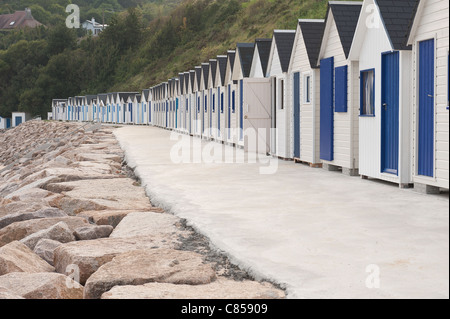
[74,225,113,241]
[20,221,76,250]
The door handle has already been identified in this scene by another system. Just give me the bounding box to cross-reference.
[427,94,433,98]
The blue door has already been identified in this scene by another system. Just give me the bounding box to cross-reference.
[239,80,244,141]
[15,116,22,126]
[228,85,231,139]
[218,88,222,137]
[381,51,400,175]
[293,72,301,158]
[176,98,179,129]
[320,57,334,161]
[418,39,435,177]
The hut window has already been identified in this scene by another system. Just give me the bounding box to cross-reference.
[213,94,215,112]
[304,75,311,103]
[221,93,224,113]
[360,69,375,116]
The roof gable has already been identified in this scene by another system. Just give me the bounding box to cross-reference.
[298,20,325,68]
[255,38,272,76]
[273,30,296,73]
[327,2,363,58]
[237,43,255,78]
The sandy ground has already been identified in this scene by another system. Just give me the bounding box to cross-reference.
[114,126,449,299]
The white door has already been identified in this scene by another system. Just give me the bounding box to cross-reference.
[243,78,272,154]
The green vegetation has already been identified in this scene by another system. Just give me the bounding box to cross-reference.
[0,0,333,118]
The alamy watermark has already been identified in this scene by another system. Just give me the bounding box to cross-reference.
[66,4,80,29]
[169,126,279,175]
[366,264,381,289]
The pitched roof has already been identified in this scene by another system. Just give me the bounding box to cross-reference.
[236,43,255,77]
[298,20,325,68]
[273,30,296,73]
[195,66,202,90]
[328,2,362,58]
[0,9,42,29]
[255,38,272,76]
[227,50,236,71]
[216,56,228,86]
[190,70,196,90]
[376,0,419,50]
[201,63,210,88]
[209,59,217,87]
[142,89,150,101]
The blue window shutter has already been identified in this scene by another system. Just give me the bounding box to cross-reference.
[335,65,348,112]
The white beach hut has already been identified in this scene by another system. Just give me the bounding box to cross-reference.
[349,0,418,186]
[11,112,32,127]
[215,55,228,143]
[232,43,255,148]
[224,50,237,145]
[266,30,297,159]
[317,1,362,175]
[288,19,325,166]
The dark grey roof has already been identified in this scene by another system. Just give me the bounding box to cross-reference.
[228,51,236,71]
[298,20,325,68]
[273,31,296,73]
[376,0,419,50]
[190,71,196,90]
[117,92,138,102]
[201,63,210,89]
[142,89,150,102]
[255,38,272,76]
[216,56,228,86]
[184,72,190,92]
[195,66,202,90]
[209,60,217,87]
[328,2,362,58]
[179,74,185,95]
[236,43,255,78]
[135,94,142,102]
[85,95,97,103]
[97,94,108,104]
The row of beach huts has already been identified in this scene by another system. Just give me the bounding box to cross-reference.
[49,0,448,193]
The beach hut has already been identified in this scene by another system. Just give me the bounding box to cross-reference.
[207,59,218,140]
[200,63,210,138]
[232,43,255,148]
[132,94,142,125]
[52,99,67,121]
[187,70,196,135]
[317,1,362,175]
[178,73,185,132]
[288,19,325,166]
[349,0,419,186]
[215,55,228,143]
[224,50,237,145]
[141,89,150,126]
[95,94,107,123]
[406,0,449,193]
[266,30,297,159]
[85,95,97,122]
[193,66,203,136]
[11,112,32,127]
[0,117,11,129]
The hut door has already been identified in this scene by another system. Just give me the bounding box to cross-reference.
[381,51,400,175]
[418,39,435,177]
[293,72,301,159]
[243,78,271,154]
[320,57,334,161]
[15,116,22,126]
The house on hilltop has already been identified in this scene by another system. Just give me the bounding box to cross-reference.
[0,8,43,30]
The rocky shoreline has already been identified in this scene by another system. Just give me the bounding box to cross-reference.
[0,120,285,299]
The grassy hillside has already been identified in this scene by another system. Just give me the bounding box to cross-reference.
[115,0,331,90]
[0,0,341,118]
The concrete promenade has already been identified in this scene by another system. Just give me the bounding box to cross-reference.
[114,126,449,299]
